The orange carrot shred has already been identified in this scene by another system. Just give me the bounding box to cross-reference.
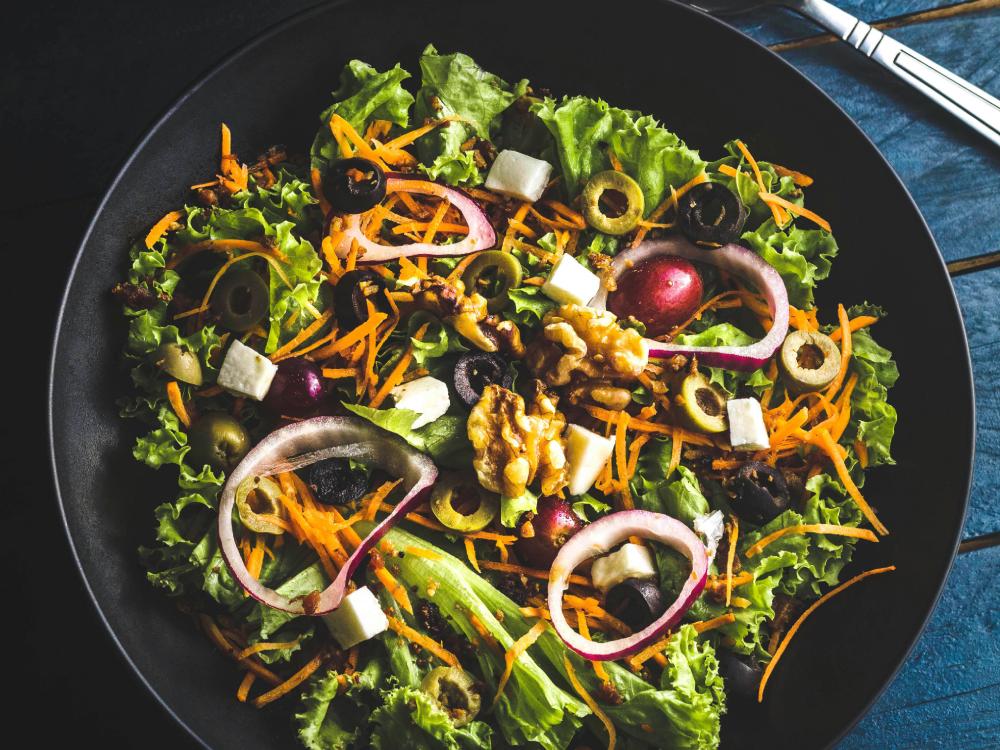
[744,523,878,558]
[493,621,548,709]
[165,381,192,428]
[564,655,616,750]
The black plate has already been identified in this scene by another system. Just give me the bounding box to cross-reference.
[48,1,974,748]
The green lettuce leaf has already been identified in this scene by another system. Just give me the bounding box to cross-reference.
[708,140,802,231]
[847,325,899,466]
[531,97,704,211]
[500,487,538,527]
[507,285,557,325]
[673,323,773,396]
[296,659,386,750]
[310,60,414,173]
[370,686,493,750]
[740,221,838,310]
[343,403,473,468]
[414,45,528,186]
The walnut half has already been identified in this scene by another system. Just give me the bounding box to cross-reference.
[467,384,568,498]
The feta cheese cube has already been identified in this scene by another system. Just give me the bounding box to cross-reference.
[693,510,725,561]
[727,397,770,451]
[541,253,602,307]
[564,424,615,496]
[390,375,450,429]
[216,339,278,401]
[484,150,553,203]
[590,543,658,593]
[322,586,389,649]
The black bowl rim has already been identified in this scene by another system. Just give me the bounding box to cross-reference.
[47,1,975,748]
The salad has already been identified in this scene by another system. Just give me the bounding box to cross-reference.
[113,46,899,750]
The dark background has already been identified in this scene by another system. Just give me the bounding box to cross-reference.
[8,2,324,746]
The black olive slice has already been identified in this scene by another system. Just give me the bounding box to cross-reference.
[334,269,387,330]
[677,182,748,246]
[604,578,666,632]
[453,351,512,408]
[210,267,270,332]
[733,461,790,524]
[322,157,387,214]
[717,650,763,700]
[304,457,371,506]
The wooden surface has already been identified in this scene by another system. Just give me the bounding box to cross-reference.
[726,2,1000,746]
[7,0,997,747]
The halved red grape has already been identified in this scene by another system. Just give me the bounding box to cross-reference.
[263,358,328,417]
[606,255,703,337]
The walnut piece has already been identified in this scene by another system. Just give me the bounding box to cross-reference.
[412,274,524,356]
[526,304,648,387]
[467,384,568,497]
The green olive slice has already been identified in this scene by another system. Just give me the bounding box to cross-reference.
[779,330,841,393]
[235,475,286,535]
[421,666,482,727]
[187,411,250,471]
[461,250,523,313]
[430,474,499,532]
[210,267,269,333]
[154,342,203,386]
[582,170,645,236]
[678,370,728,434]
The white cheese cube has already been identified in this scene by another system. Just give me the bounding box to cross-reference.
[484,150,553,203]
[541,253,602,307]
[727,397,770,451]
[322,586,389,649]
[216,339,278,401]
[564,424,615,497]
[390,375,450,429]
[694,510,725,561]
[590,543,658,593]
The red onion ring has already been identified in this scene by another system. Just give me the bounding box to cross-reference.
[217,416,437,615]
[590,237,789,371]
[547,510,708,660]
[332,177,496,263]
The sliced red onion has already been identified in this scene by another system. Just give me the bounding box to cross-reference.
[590,237,789,371]
[217,416,437,615]
[332,177,496,263]
[547,510,708,661]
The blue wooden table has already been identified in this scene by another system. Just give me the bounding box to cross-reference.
[727,2,1000,746]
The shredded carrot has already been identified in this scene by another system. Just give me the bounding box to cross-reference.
[236,639,301,661]
[693,612,737,634]
[771,163,814,187]
[706,571,753,592]
[614,411,633,509]
[824,304,853,399]
[374,565,413,614]
[626,434,651,480]
[463,538,481,573]
[829,315,878,341]
[246,535,266,580]
[145,210,184,249]
[478,559,591,588]
[581,405,719,447]
[730,596,752,609]
[769,407,810,448]
[725,517,739,606]
[630,173,709,247]
[369,321,430,408]
[310,167,332,215]
[812,428,889,535]
[236,671,256,702]
[733,139,788,227]
[252,651,326,708]
[668,430,683,477]
[759,191,831,232]
[575,609,610,682]
[564,655,616,750]
[542,200,587,228]
[627,635,674,670]
[388,617,459,667]
[199,615,281,685]
[745,523,879,558]
[668,291,743,337]
[493,621,548,708]
[759,565,896,701]
[165,381,192,428]
[382,115,462,151]
[422,200,450,245]
[855,440,870,468]
[268,309,334,361]
[321,367,357,379]
[446,251,483,284]
[363,480,403,521]
[310,311,387,360]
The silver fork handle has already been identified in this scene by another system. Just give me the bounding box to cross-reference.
[791,0,1000,148]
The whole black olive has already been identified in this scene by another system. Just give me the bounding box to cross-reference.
[322,157,387,214]
[733,461,790,524]
[210,267,270,332]
[604,579,666,632]
[304,457,371,506]
[677,182,748,246]
[452,351,512,408]
[717,650,763,700]
[334,269,387,330]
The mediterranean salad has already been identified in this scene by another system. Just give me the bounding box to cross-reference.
[113,46,899,750]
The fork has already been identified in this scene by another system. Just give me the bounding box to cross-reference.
[683,0,1000,148]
